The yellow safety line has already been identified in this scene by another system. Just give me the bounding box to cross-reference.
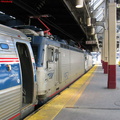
[24,65,97,120]
[65,69,95,108]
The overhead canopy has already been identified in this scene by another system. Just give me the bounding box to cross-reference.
[0,0,120,51]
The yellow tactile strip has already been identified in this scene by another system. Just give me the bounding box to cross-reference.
[24,65,97,120]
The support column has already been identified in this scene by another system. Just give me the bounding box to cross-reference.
[101,45,103,67]
[104,30,108,74]
[101,47,103,68]
[108,2,116,89]
[102,38,105,69]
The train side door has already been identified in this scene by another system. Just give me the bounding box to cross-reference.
[16,42,34,107]
[47,46,59,87]
[54,48,59,86]
[85,53,88,71]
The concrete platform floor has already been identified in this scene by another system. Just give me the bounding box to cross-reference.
[25,64,120,120]
[54,64,120,120]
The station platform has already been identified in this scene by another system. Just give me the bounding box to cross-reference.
[24,64,120,120]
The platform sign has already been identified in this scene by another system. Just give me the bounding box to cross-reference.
[86,41,96,44]
[0,0,13,3]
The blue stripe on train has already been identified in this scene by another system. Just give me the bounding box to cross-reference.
[0,63,21,90]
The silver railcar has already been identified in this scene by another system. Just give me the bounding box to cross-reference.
[0,24,37,120]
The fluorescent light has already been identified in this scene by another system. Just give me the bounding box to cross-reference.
[10,15,16,19]
[0,11,5,14]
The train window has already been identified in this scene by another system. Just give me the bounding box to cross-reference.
[32,45,38,63]
[55,49,59,62]
[0,43,9,49]
[48,47,54,62]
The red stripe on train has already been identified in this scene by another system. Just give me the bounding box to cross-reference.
[0,60,19,62]
[8,113,20,120]
[0,58,19,62]
[0,58,18,59]
[48,74,83,98]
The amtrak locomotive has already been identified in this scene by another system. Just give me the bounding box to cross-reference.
[0,24,92,120]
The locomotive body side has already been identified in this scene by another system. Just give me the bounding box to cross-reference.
[30,35,91,103]
[19,28,93,104]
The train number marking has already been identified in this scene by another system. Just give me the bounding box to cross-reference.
[64,72,69,80]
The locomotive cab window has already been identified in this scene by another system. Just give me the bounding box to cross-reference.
[47,47,54,62]
[32,45,38,63]
[85,54,88,60]
[55,49,59,62]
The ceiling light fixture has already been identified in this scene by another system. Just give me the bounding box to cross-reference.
[87,17,91,26]
[75,0,83,8]
[91,27,95,35]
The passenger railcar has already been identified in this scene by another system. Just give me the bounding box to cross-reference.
[0,24,37,120]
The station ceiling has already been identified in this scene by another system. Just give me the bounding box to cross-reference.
[0,0,120,51]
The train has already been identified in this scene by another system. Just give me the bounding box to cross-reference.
[0,24,93,120]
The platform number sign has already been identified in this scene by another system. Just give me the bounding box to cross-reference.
[0,0,13,3]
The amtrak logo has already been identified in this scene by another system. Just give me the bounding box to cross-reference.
[48,72,54,79]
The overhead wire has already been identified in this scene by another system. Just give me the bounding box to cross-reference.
[14,0,87,49]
